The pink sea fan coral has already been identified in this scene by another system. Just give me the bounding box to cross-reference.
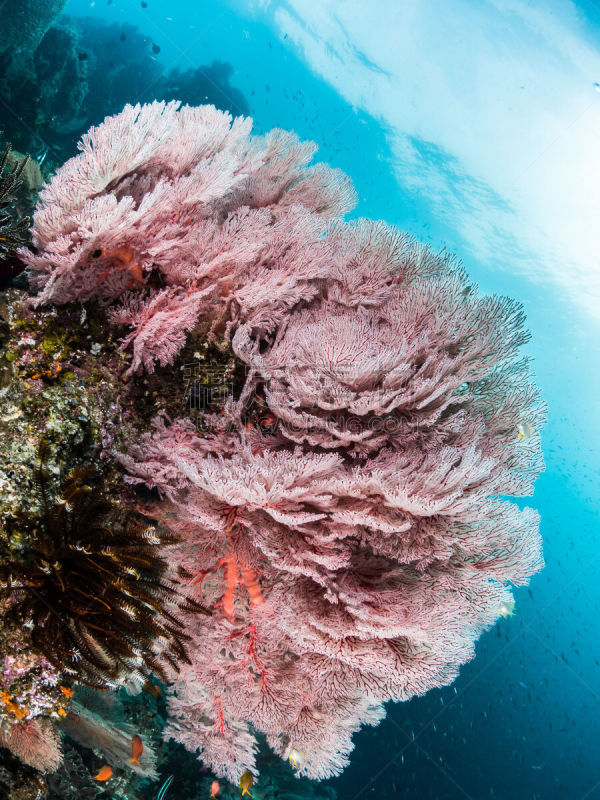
[25,101,354,373]
[107,288,207,375]
[25,102,545,782]
[0,718,62,772]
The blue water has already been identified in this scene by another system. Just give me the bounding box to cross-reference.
[53,0,600,796]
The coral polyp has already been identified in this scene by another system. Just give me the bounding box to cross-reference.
[0,441,208,690]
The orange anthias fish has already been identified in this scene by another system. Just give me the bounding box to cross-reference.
[94,765,113,782]
[210,780,220,797]
[239,769,254,796]
[130,734,143,766]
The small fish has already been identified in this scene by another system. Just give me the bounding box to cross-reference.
[239,769,254,796]
[210,780,220,797]
[157,775,174,800]
[152,43,161,54]
[288,747,306,768]
[60,686,74,699]
[498,599,515,619]
[128,264,145,285]
[94,765,113,781]
[130,734,143,766]
[516,422,534,440]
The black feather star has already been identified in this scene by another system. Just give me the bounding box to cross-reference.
[0,142,30,264]
[0,442,209,689]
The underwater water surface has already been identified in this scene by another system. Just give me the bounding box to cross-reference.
[1,0,599,798]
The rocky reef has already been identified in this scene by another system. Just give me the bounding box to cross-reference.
[0,9,249,168]
[0,1,68,79]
